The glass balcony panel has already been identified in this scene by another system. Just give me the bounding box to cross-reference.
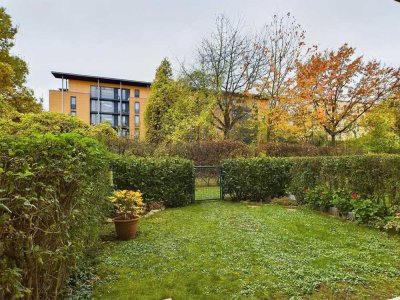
[101,114,114,126]
[91,100,100,112]
[101,87,115,100]
[101,101,114,113]
[90,86,99,98]
[90,113,100,125]
[118,102,129,114]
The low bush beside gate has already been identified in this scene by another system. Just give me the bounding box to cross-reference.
[222,157,291,201]
[0,133,111,299]
[112,156,194,208]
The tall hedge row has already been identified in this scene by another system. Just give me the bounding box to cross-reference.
[112,156,194,207]
[0,134,111,299]
[288,155,400,206]
[222,155,400,207]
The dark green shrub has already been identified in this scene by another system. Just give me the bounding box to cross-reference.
[112,156,194,207]
[0,111,89,136]
[223,155,400,223]
[288,155,400,225]
[259,143,320,157]
[156,140,252,165]
[351,198,386,224]
[287,157,322,203]
[222,157,291,202]
[304,186,332,210]
[383,214,400,232]
[0,133,110,299]
[331,189,355,214]
[259,143,362,157]
[288,155,400,210]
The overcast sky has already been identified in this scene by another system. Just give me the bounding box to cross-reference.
[2,0,400,110]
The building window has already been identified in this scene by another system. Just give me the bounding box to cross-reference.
[91,114,100,125]
[91,100,100,112]
[70,111,76,117]
[89,85,133,129]
[91,86,130,101]
[70,96,76,110]
[101,87,115,100]
[100,101,114,113]
[134,102,140,114]
[101,114,115,126]
[134,89,140,98]
[90,86,99,98]
[119,115,129,127]
[119,102,129,114]
[134,115,140,127]
[122,89,130,100]
[134,128,140,140]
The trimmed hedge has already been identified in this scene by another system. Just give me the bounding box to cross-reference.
[222,155,400,209]
[0,133,110,299]
[155,140,252,165]
[112,156,194,207]
[222,157,291,201]
[288,155,400,207]
[259,143,363,157]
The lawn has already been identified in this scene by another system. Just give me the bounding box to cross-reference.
[195,186,220,200]
[93,202,400,299]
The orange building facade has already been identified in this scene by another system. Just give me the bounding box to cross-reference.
[49,72,151,140]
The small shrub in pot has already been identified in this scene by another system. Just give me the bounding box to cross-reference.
[110,190,144,240]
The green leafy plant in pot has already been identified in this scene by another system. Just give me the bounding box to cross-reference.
[110,190,144,240]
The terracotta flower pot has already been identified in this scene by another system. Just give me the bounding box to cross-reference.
[112,217,140,240]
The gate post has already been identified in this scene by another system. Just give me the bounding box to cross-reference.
[192,165,196,204]
[220,166,224,201]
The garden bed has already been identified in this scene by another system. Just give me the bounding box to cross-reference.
[93,202,400,299]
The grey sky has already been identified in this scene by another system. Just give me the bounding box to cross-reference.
[2,0,400,110]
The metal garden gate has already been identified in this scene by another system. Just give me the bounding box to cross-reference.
[194,166,223,201]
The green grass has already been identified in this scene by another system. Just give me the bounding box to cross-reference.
[195,185,220,200]
[93,202,400,299]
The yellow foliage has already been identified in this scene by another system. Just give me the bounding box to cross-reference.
[110,190,144,219]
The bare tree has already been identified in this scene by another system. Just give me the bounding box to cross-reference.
[185,16,268,138]
[256,13,312,142]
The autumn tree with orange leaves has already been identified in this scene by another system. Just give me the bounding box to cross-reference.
[296,44,400,145]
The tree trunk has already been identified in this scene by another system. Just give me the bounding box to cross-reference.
[223,127,230,139]
[330,134,336,146]
[265,121,273,142]
[266,128,272,143]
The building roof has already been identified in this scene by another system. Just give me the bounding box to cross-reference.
[51,71,151,87]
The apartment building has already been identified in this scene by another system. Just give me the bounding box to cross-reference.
[49,71,151,140]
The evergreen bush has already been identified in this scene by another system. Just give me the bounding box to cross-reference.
[222,157,291,201]
[112,156,194,207]
[222,155,400,214]
[0,133,110,299]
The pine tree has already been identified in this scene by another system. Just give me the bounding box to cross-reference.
[144,58,176,144]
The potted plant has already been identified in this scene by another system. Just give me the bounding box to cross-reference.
[110,190,144,240]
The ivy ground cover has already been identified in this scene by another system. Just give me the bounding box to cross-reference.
[94,202,400,299]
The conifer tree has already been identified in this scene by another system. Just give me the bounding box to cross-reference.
[144,58,176,144]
